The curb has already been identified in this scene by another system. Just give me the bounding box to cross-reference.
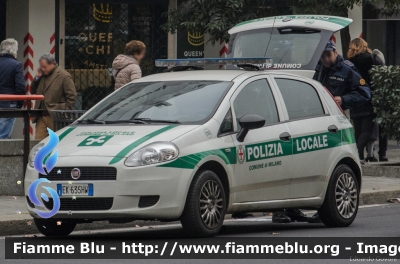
[360,190,400,206]
[1,190,397,237]
[362,164,400,178]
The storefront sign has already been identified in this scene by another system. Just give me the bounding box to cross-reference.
[177,31,205,58]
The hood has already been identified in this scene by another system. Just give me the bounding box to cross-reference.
[50,125,198,160]
[112,55,138,70]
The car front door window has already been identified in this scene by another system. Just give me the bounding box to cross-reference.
[231,78,292,202]
[233,79,279,130]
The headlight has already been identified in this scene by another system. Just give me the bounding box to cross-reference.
[124,142,179,167]
[28,143,45,168]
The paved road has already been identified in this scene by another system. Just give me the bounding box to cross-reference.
[1,203,399,264]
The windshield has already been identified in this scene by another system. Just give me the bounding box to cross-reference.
[80,81,232,125]
[229,27,329,70]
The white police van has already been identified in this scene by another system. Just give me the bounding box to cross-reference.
[25,15,361,237]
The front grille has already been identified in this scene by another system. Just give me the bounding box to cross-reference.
[43,198,113,211]
[39,167,117,181]
[138,196,160,208]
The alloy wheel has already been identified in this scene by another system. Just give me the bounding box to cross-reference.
[199,180,224,229]
[335,173,358,219]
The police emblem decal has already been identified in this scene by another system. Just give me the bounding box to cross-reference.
[360,79,366,86]
[237,145,245,164]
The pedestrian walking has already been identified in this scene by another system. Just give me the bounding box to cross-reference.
[372,49,388,161]
[0,38,26,139]
[31,54,77,140]
[112,40,146,90]
[347,38,381,162]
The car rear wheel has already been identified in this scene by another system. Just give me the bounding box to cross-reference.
[34,219,76,237]
[180,170,227,237]
[318,164,359,227]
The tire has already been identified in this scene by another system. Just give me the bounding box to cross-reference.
[318,164,360,227]
[34,219,76,237]
[180,170,227,237]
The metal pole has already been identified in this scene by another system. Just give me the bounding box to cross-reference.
[23,100,31,177]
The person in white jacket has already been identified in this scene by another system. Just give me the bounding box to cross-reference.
[112,40,146,90]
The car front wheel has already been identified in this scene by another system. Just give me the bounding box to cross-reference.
[318,164,360,227]
[180,170,227,237]
[34,219,76,237]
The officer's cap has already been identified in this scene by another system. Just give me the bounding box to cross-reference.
[324,40,337,51]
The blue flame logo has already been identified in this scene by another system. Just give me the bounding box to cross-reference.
[34,128,59,175]
[28,178,60,218]
[29,128,60,218]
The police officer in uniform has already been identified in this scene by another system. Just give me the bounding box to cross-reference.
[272,40,371,224]
[314,40,371,114]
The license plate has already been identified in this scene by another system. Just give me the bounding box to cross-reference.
[57,184,93,196]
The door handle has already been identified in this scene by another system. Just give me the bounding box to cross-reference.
[328,125,338,134]
[279,132,291,142]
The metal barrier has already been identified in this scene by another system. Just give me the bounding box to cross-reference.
[50,110,87,131]
[0,95,44,176]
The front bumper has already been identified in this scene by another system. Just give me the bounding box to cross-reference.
[24,156,193,220]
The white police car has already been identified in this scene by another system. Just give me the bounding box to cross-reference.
[25,15,361,237]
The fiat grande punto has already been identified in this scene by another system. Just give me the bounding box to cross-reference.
[25,15,361,237]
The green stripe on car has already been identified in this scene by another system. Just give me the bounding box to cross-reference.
[58,126,77,141]
[158,147,237,170]
[109,125,177,165]
[158,128,355,169]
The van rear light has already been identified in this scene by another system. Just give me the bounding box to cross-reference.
[323,86,345,115]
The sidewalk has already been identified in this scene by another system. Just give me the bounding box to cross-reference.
[385,140,400,161]
[1,176,400,236]
[362,140,400,177]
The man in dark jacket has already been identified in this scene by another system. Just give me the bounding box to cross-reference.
[313,41,371,112]
[0,38,26,139]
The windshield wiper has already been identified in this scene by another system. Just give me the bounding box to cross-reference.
[104,120,148,124]
[79,119,180,125]
[79,119,106,124]
[131,118,181,124]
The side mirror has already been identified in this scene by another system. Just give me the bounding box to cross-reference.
[236,114,266,142]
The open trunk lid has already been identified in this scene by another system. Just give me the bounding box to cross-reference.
[227,15,353,75]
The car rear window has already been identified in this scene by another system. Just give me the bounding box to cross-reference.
[275,78,325,120]
[229,27,323,69]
